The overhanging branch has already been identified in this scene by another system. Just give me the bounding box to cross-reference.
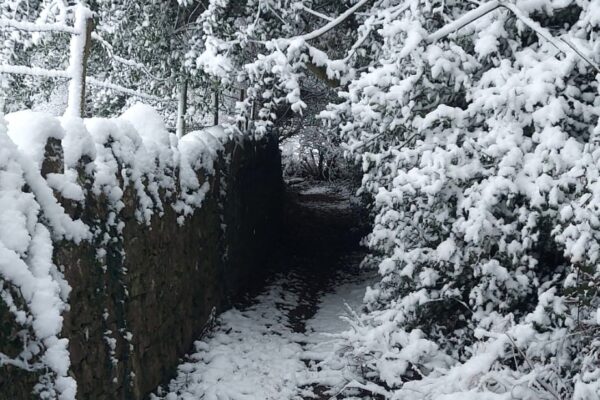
[426,0,600,73]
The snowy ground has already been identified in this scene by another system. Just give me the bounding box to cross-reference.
[152,266,377,400]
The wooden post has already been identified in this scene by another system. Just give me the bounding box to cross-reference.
[176,79,188,137]
[237,88,245,130]
[66,5,93,118]
[246,99,256,132]
[213,89,219,126]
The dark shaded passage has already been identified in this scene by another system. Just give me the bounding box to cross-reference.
[276,180,370,334]
[232,178,371,329]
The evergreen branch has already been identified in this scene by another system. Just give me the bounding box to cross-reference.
[426,0,600,73]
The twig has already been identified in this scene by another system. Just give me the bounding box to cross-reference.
[505,333,562,400]
[299,5,333,22]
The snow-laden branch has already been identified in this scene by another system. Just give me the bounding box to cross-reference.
[0,64,71,79]
[91,32,146,69]
[501,1,600,73]
[0,67,172,104]
[344,4,411,62]
[426,0,600,73]
[87,77,175,103]
[0,69,172,106]
[300,0,370,41]
[0,18,78,34]
[253,0,371,87]
[426,1,501,43]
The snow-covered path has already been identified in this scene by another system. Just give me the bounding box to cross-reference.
[152,260,376,400]
[152,181,376,400]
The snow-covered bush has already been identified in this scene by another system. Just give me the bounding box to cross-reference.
[320,1,600,398]
[191,0,600,398]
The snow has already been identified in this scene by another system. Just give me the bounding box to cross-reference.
[60,117,96,168]
[0,104,232,399]
[436,238,456,262]
[5,111,65,168]
[304,271,376,349]
[0,115,80,399]
[195,38,233,79]
[155,281,307,400]
[0,64,71,79]
[0,18,76,34]
[175,126,232,220]
[299,185,334,195]
[153,262,376,400]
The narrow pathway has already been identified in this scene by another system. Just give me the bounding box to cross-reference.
[152,181,375,400]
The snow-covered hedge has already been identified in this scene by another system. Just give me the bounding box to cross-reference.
[0,105,234,399]
[319,1,600,399]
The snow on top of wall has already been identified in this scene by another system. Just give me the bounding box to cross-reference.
[5,111,65,168]
[182,126,227,170]
[60,117,97,168]
[175,126,232,221]
[121,103,172,148]
[0,104,237,399]
[0,115,79,400]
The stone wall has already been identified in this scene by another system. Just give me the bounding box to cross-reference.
[0,133,282,399]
